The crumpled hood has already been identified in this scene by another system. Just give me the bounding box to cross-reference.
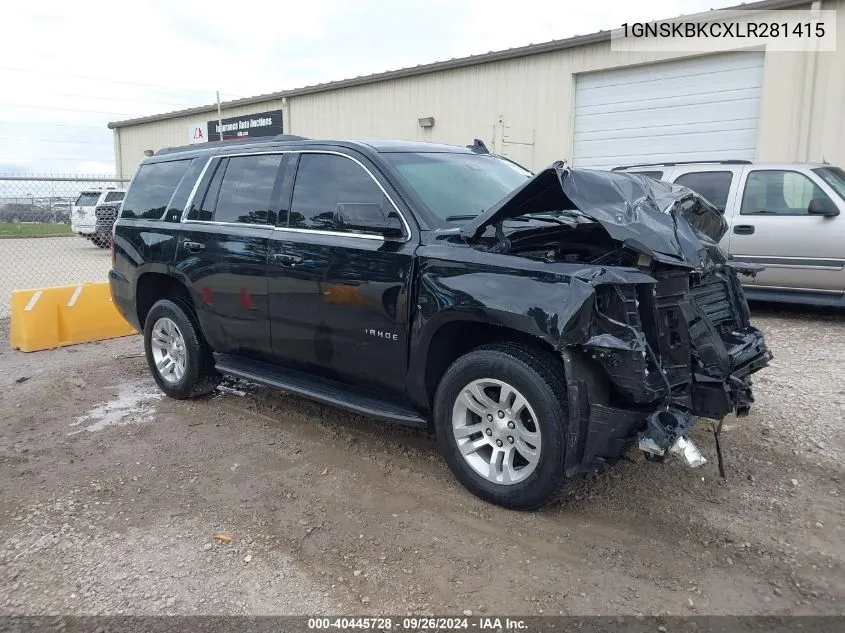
[461,163,728,268]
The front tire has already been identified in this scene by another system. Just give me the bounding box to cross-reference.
[433,343,570,510]
[144,299,219,399]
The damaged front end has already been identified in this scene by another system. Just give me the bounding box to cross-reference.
[460,164,772,475]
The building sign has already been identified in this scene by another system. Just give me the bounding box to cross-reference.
[206,109,283,141]
[187,122,207,144]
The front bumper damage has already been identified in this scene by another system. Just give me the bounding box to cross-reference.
[459,165,772,476]
[559,263,771,477]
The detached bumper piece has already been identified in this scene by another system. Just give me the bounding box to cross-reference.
[637,409,706,469]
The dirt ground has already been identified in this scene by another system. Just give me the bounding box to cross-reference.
[1,305,843,616]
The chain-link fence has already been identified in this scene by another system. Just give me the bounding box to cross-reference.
[0,175,131,317]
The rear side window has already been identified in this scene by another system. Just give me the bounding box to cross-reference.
[104,191,125,203]
[75,192,101,206]
[288,153,388,231]
[121,160,192,220]
[213,155,284,225]
[163,159,204,222]
[674,171,733,211]
[741,170,831,215]
[194,160,227,222]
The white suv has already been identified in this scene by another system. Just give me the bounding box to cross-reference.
[613,161,845,308]
[71,189,125,243]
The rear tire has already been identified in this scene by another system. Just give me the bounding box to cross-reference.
[143,299,219,399]
[433,343,570,510]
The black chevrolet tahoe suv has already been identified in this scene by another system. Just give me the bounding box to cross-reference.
[110,135,771,509]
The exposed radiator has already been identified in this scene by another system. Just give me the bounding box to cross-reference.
[690,273,736,330]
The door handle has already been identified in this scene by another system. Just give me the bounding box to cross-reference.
[271,253,304,266]
[733,225,755,235]
[183,240,206,252]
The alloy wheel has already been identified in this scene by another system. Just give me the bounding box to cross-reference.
[149,317,187,384]
[451,378,541,485]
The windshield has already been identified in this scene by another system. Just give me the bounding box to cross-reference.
[384,152,532,223]
[813,167,845,201]
[74,192,101,206]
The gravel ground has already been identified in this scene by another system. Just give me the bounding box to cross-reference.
[0,236,110,317]
[0,304,843,616]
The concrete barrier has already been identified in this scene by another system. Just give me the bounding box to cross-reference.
[10,282,137,352]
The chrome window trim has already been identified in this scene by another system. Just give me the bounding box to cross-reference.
[272,226,384,241]
[180,219,382,240]
[180,157,214,222]
[178,149,413,241]
[182,219,274,229]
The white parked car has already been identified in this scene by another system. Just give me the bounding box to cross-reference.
[71,189,125,245]
[613,161,845,307]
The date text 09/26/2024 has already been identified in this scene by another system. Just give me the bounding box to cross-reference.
[308,617,528,630]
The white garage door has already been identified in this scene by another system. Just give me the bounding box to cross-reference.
[573,52,765,170]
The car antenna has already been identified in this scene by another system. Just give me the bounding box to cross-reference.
[467,139,489,154]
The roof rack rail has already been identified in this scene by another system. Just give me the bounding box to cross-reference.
[155,134,310,156]
[611,159,752,171]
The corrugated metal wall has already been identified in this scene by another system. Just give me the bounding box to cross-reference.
[286,44,730,171]
[113,0,845,177]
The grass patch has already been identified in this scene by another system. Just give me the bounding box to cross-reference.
[0,222,74,238]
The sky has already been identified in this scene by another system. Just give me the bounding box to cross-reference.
[0,0,742,175]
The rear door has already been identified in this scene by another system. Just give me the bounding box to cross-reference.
[726,167,845,292]
[177,152,286,356]
[267,151,416,395]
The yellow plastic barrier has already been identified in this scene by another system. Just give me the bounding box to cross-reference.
[10,282,137,352]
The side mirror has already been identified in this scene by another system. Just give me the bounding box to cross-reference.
[808,197,839,216]
[334,203,405,238]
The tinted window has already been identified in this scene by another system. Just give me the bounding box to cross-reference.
[104,191,125,203]
[289,154,388,231]
[194,159,226,222]
[213,154,284,225]
[75,192,101,206]
[741,170,831,215]
[164,158,204,222]
[674,171,733,211]
[122,160,191,220]
[384,152,531,223]
[631,170,664,180]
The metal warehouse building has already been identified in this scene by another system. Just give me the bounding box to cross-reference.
[108,0,845,177]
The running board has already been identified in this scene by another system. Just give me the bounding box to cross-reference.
[213,353,428,428]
